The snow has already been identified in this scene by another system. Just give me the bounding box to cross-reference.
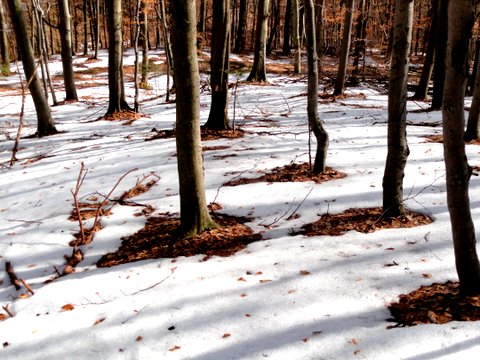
[1,49,480,359]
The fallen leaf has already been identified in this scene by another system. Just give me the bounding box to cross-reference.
[169,345,181,352]
[255,271,263,275]
[3,342,9,348]
[259,279,272,283]
[18,293,29,299]
[93,318,106,326]
[245,313,251,317]
[422,273,432,279]
[222,333,231,338]
[136,336,143,342]
[288,289,296,294]
[348,338,360,345]
[61,304,75,311]
[299,270,311,275]
[312,331,323,336]
[0,314,6,321]
[240,293,248,297]
[237,277,246,282]
[302,338,309,342]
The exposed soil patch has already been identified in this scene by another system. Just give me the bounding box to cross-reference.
[425,134,480,146]
[97,211,261,267]
[388,281,480,327]
[225,163,346,186]
[299,207,432,236]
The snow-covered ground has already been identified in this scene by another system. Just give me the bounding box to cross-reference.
[1,50,479,359]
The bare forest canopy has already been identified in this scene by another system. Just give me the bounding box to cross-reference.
[0,0,433,61]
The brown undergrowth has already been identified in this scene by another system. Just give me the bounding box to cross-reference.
[388,281,480,327]
[146,128,246,141]
[97,210,261,267]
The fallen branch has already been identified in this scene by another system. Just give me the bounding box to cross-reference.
[5,261,21,291]
[2,304,13,318]
[20,278,34,295]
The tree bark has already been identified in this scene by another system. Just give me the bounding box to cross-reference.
[58,0,78,101]
[0,0,10,75]
[140,0,149,87]
[443,0,480,296]
[204,0,231,130]
[382,0,413,218]
[292,0,301,74]
[169,0,218,237]
[106,0,131,114]
[333,0,355,96]
[465,48,480,141]
[303,0,329,173]
[431,0,448,110]
[412,0,438,101]
[247,0,269,82]
[234,0,248,53]
[6,0,57,137]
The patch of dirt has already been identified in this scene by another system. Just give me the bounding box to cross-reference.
[97,211,261,267]
[388,281,480,327]
[299,207,432,236]
[145,128,246,141]
[103,110,142,124]
[425,134,480,146]
[225,163,346,186]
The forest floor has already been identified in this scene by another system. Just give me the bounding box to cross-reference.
[1,49,480,359]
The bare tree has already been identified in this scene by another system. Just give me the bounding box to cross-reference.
[382,0,414,217]
[203,0,231,130]
[304,0,328,173]
[333,0,355,96]
[58,0,78,101]
[247,0,269,82]
[6,0,57,136]
[0,0,10,75]
[442,0,480,296]
[169,0,218,237]
[106,0,132,115]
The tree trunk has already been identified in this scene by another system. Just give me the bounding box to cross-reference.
[266,0,280,56]
[443,0,480,296]
[431,0,448,110]
[0,0,10,75]
[464,54,480,141]
[382,0,413,218]
[106,0,131,115]
[315,0,325,59]
[247,0,269,82]
[198,0,207,34]
[292,0,301,74]
[6,0,57,136]
[234,0,248,53]
[283,0,292,54]
[140,0,149,87]
[169,0,218,238]
[412,0,438,101]
[83,0,88,55]
[303,0,328,173]
[58,0,78,101]
[333,0,355,96]
[204,0,231,130]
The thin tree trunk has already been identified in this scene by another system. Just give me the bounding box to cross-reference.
[0,0,10,75]
[442,0,480,296]
[83,0,88,55]
[106,0,131,114]
[292,0,301,74]
[234,0,248,53]
[333,0,355,96]
[204,0,231,130]
[58,0,78,101]
[304,0,329,173]
[382,0,414,218]
[283,0,292,54]
[247,0,269,82]
[464,54,480,141]
[140,0,149,86]
[6,0,57,136]
[412,0,438,101]
[431,0,448,110]
[169,0,218,238]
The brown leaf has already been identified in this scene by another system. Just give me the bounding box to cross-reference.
[422,273,432,279]
[299,270,311,275]
[237,277,246,282]
[0,314,6,321]
[348,338,360,345]
[222,333,231,338]
[259,279,272,283]
[136,336,143,342]
[3,342,9,348]
[18,293,29,299]
[288,289,296,294]
[169,345,181,352]
[61,304,75,311]
[93,318,106,326]
[240,293,248,297]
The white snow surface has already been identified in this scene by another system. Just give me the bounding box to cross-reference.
[1,50,480,359]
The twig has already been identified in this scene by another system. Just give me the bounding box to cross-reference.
[5,261,21,291]
[127,267,177,296]
[20,278,35,295]
[71,162,88,244]
[261,188,314,227]
[286,188,314,220]
[2,304,13,318]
